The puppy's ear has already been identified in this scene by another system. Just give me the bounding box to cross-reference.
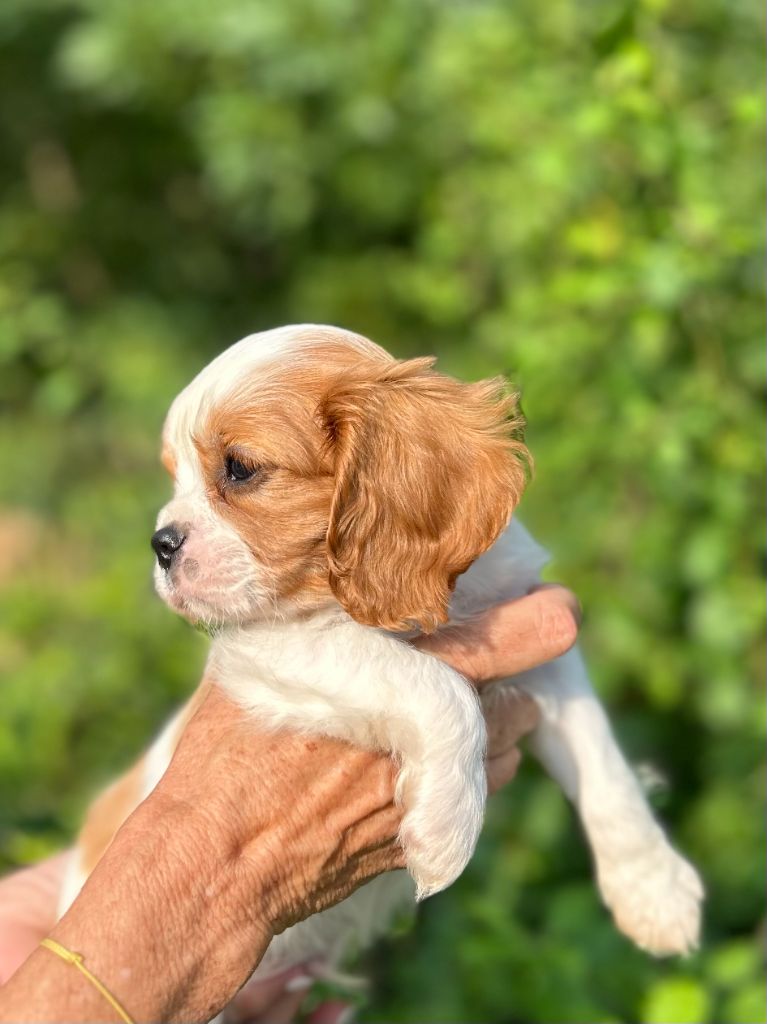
[322,357,530,632]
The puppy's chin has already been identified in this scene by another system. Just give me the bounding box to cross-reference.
[153,563,268,628]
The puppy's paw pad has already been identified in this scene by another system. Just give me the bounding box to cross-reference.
[600,845,704,956]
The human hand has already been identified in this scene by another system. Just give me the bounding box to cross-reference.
[413,583,579,794]
[133,584,578,938]
[0,585,578,1023]
[0,854,67,986]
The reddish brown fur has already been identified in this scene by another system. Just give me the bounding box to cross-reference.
[196,344,530,629]
[324,358,529,630]
[161,443,176,479]
[79,757,146,876]
[193,346,372,608]
[78,682,212,875]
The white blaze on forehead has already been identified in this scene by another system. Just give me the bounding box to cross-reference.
[163,324,387,487]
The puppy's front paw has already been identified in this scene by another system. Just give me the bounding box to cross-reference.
[598,840,704,956]
[398,765,486,900]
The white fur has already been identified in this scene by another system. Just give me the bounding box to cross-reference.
[212,609,487,900]
[61,326,703,986]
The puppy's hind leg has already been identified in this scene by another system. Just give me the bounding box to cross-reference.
[504,647,703,956]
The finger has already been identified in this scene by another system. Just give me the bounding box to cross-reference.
[225,964,316,1022]
[529,583,583,627]
[0,851,70,930]
[306,1000,356,1024]
[414,586,580,683]
[246,985,311,1024]
[0,851,72,983]
[487,747,523,795]
[472,585,580,683]
[338,800,402,859]
[482,688,540,755]
[337,836,407,894]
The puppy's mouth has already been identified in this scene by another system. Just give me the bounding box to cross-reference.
[154,557,213,614]
[154,555,268,627]
[177,556,201,581]
[150,510,276,626]
[156,576,229,626]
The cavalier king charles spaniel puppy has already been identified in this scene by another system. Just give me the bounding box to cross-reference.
[61,324,702,982]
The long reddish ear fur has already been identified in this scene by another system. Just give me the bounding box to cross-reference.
[322,357,530,632]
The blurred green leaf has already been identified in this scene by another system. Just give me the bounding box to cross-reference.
[642,977,711,1024]
[0,1,763,1021]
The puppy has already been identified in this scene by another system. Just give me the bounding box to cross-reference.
[60,324,703,984]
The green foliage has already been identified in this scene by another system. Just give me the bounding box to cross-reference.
[0,1,763,1021]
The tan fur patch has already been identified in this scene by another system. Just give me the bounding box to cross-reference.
[78,758,147,876]
[78,682,211,876]
[192,341,384,609]
[195,341,530,628]
[161,442,177,479]
[324,358,530,631]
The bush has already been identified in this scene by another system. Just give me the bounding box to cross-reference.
[0,2,763,1020]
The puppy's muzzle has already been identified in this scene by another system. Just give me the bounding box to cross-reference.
[151,524,186,570]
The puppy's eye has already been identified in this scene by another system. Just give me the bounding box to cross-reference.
[225,455,260,483]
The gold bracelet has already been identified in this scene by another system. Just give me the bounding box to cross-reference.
[40,938,135,1024]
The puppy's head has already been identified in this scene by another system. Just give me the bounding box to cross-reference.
[153,325,530,631]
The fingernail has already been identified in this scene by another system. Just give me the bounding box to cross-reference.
[284,974,314,992]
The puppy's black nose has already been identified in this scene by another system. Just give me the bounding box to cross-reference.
[151,524,186,570]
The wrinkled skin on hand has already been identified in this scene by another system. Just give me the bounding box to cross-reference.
[0,586,578,1024]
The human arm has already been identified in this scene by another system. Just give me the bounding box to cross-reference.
[0,586,578,1023]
